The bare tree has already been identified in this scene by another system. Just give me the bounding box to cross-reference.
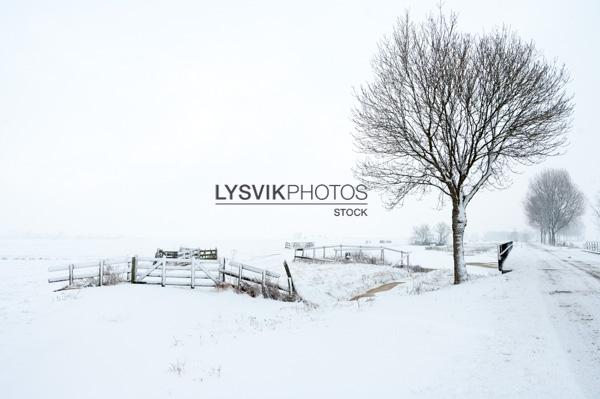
[435,222,451,245]
[524,169,585,246]
[411,224,433,245]
[352,10,573,283]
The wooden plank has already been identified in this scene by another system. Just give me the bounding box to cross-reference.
[49,260,98,272]
[219,269,288,292]
[229,261,280,278]
[49,270,105,283]
[138,256,214,264]
[143,280,216,287]
[293,255,334,263]
[144,269,218,278]
[48,257,131,272]
[49,276,70,283]
[132,265,220,272]
[141,275,216,283]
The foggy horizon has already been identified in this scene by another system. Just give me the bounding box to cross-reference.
[1,0,599,242]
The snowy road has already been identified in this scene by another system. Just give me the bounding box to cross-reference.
[1,243,599,398]
[531,246,600,397]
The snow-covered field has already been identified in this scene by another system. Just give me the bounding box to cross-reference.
[1,238,598,398]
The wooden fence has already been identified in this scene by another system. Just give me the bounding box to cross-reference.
[48,257,132,286]
[154,247,218,260]
[223,260,294,296]
[293,244,410,267]
[284,241,314,249]
[133,257,221,287]
[584,241,600,254]
[48,256,296,298]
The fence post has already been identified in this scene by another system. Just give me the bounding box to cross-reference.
[283,261,295,296]
[98,260,104,286]
[407,253,410,267]
[161,258,166,287]
[261,269,266,296]
[131,256,137,283]
[323,247,325,258]
[497,244,500,263]
[191,258,196,289]
[237,264,242,289]
[381,248,385,264]
[68,264,74,286]
[221,258,226,283]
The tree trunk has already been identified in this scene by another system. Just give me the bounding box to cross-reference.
[451,197,468,284]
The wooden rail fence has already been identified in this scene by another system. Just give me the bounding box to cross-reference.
[293,244,410,267]
[48,257,131,286]
[154,247,218,260]
[584,241,600,254]
[133,257,221,287]
[48,256,296,299]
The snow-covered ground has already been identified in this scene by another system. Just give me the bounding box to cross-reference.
[1,239,598,398]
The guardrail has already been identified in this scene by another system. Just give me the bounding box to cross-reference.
[498,241,514,273]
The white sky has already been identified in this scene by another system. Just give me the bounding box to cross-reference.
[1,0,599,242]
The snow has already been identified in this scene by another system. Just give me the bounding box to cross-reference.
[1,238,598,398]
[221,243,499,305]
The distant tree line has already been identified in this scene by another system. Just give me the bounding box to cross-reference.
[411,222,451,246]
